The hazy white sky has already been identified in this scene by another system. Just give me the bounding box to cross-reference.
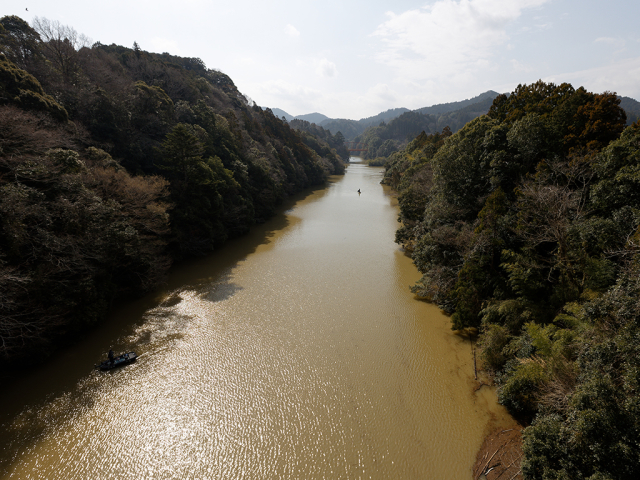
[4,0,640,119]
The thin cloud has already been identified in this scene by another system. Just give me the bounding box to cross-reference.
[544,56,640,97]
[367,83,397,103]
[285,24,300,38]
[595,37,620,44]
[372,0,551,81]
[250,79,323,113]
[594,36,626,50]
[511,59,534,73]
[316,58,338,78]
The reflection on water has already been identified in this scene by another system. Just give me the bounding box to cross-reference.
[0,160,511,479]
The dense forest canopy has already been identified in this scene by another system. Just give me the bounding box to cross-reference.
[0,15,348,365]
[288,118,350,162]
[383,80,640,479]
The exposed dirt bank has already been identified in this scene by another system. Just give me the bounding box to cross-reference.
[473,425,524,480]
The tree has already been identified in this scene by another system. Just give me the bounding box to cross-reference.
[565,91,627,153]
[0,15,42,69]
[590,122,640,215]
[428,115,498,222]
[32,16,91,80]
[160,123,205,183]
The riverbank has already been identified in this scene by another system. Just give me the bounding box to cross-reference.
[469,336,523,479]
[473,425,524,479]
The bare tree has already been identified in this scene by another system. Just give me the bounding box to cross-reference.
[32,16,91,80]
[514,158,595,293]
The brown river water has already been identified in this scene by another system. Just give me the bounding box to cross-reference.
[0,160,511,479]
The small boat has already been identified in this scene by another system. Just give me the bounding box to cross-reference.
[96,351,137,371]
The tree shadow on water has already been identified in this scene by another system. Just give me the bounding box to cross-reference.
[198,275,243,303]
[160,184,329,299]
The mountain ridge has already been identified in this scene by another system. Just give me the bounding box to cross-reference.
[268,90,640,141]
[267,90,502,139]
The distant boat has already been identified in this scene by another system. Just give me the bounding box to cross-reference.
[96,351,137,371]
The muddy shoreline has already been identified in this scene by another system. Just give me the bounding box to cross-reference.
[473,425,524,480]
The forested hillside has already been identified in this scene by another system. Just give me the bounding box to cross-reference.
[354,111,439,161]
[289,118,350,162]
[620,96,640,124]
[0,15,347,365]
[383,80,640,479]
[413,90,499,116]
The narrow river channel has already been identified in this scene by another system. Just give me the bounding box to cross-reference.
[0,160,511,479]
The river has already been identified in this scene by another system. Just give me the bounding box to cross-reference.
[0,160,511,479]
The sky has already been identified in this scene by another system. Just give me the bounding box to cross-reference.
[3,0,640,120]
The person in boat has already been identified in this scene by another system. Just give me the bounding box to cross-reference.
[108,349,114,365]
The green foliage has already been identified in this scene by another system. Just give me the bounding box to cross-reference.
[366,156,387,166]
[134,80,174,117]
[0,54,68,120]
[430,115,498,220]
[354,111,436,161]
[590,123,640,215]
[381,128,451,188]
[0,15,42,68]
[159,123,255,255]
[290,118,350,164]
[522,312,640,479]
[521,414,567,479]
[489,81,577,125]
[451,256,493,329]
[46,148,86,173]
[489,81,626,157]
[387,80,637,475]
[481,298,541,332]
[565,91,627,153]
[159,123,205,182]
[478,323,511,371]
[498,359,547,415]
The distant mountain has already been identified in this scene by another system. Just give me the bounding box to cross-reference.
[318,91,501,140]
[320,91,500,139]
[269,108,295,122]
[295,112,330,124]
[620,96,640,125]
[316,118,364,139]
[320,108,412,140]
[428,93,499,133]
[358,108,411,127]
[270,91,501,140]
[414,90,500,116]
[263,109,330,125]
